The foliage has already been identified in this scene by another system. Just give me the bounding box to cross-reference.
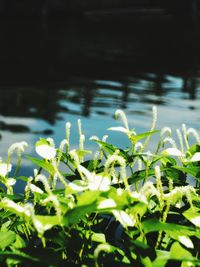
[0,107,200,267]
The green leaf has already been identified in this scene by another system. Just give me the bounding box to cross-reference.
[142,219,200,237]
[108,188,129,208]
[76,149,92,158]
[130,130,159,144]
[164,167,186,185]
[0,250,39,262]
[91,233,106,243]
[153,247,200,267]
[161,156,177,167]
[93,243,128,266]
[62,191,99,226]
[187,144,200,155]
[112,210,135,228]
[17,176,29,182]
[127,168,155,183]
[167,232,194,248]
[12,234,26,249]
[77,190,100,206]
[0,231,16,249]
[81,159,101,172]
[63,202,97,227]
[33,215,60,235]
[65,180,87,194]
[152,250,170,267]
[26,155,54,175]
[140,256,153,267]
[170,242,196,261]
[129,202,147,218]
[2,193,24,202]
[93,140,128,159]
[35,138,51,147]
[183,207,200,227]
[173,166,200,179]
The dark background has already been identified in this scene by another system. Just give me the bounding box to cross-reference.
[0,0,200,85]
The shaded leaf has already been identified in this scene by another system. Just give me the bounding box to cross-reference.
[127,168,155,183]
[81,159,101,172]
[63,202,97,227]
[0,250,39,262]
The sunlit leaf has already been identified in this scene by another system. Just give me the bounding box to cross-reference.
[112,210,136,228]
[33,215,60,235]
[190,152,200,162]
[130,130,159,144]
[153,243,199,266]
[26,155,54,175]
[98,199,117,210]
[163,148,184,157]
[76,149,92,158]
[170,242,195,261]
[187,144,200,155]
[91,233,106,243]
[35,138,56,160]
[183,207,200,228]
[168,232,194,248]
[142,219,200,237]
[67,180,87,193]
[0,198,25,217]
[0,231,16,249]
[12,234,26,249]
[108,126,129,133]
[153,250,170,267]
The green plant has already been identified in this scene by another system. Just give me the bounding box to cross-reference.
[0,106,200,267]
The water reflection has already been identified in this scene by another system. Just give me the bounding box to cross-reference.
[0,74,199,160]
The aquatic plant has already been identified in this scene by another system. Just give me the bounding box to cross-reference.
[0,107,200,267]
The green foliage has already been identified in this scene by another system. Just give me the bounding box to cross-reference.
[0,107,200,266]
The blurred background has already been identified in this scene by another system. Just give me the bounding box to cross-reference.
[0,0,200,177]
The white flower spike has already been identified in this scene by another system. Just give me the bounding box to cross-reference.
[8,141,28,156]
[0,162,12,177]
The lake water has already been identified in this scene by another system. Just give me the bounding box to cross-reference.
[0,16,200,178]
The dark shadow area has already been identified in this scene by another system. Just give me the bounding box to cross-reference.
[0,7,200,84]
[0,5,200,162]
